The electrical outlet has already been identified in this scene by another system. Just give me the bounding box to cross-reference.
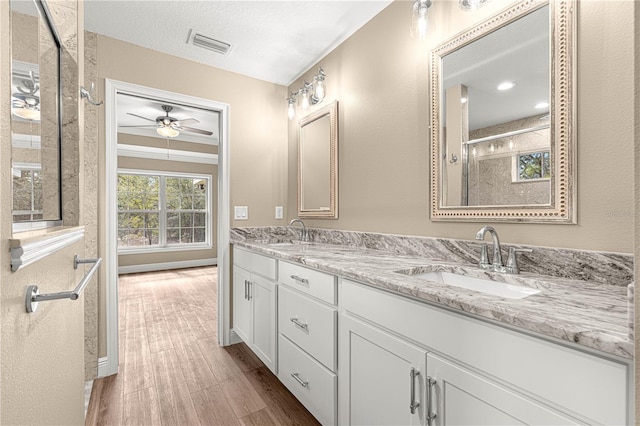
[234,206,248,220]
[275,206,283,219]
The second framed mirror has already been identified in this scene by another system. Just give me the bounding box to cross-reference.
[297,101,338,219]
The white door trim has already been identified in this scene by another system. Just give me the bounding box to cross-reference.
[103,79,232,376]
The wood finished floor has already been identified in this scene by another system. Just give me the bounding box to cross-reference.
[85,266,319,426]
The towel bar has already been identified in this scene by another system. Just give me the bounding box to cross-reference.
[25,255,102,313]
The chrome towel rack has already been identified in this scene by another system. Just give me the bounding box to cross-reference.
[25,255,102,313]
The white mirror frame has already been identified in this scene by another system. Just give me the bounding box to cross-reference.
[430,0,576,223]
[297,101,339,219]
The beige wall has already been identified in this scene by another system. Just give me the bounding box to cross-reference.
[634,1,639,421]
[287,0,635,254]
[1,0,88,423]
[91,33,288,357]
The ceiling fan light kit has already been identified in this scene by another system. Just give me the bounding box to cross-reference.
[123,104,214,139]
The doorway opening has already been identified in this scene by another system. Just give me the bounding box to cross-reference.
[103,80,231,376]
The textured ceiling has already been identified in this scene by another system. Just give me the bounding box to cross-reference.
[84,0,393,86]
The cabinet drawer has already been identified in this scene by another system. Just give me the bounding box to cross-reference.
[279,285,337,371]
[234,246,276,280]
[278,335,336,426]
[342,279,630,426]
[279,261,336,304]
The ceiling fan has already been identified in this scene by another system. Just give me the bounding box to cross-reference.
[121,105,213,138]
[11,72,41,121]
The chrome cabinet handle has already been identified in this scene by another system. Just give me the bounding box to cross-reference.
[291,372,308,387]
[244,279,248,300]
[290,274,309,285]
[409,367,420,414]
[247,280,252,301]
[290,317,309,331]
[427,376,437,426]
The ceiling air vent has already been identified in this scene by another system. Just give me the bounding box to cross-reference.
[187,29,232,56]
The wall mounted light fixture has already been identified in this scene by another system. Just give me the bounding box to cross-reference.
[411,0,432,40]
[287,67,326,120]
[11,72,41,121]
[459,0,489,11]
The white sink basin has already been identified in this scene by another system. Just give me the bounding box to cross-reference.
[409,271,541,300]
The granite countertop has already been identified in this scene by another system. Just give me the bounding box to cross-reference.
[232,238,633,360]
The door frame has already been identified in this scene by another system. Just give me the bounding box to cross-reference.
[103,79,231,376]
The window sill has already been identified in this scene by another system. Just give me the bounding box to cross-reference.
[10,226,85,272]
[118,244,213,256]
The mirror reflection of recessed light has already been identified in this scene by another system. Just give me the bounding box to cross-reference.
[497,81,517,91]
[460,97,468,104]
[535,102,549,109]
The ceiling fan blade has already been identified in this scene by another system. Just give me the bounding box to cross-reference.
[176,118,199,126]
[119,125,158,128]
[178,126,214,136]
[126,112,157,123]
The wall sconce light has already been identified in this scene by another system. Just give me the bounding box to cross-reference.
[12,73,41,121]
[459,0,489,11]
[411,0,432,40]
[286,67,326,120]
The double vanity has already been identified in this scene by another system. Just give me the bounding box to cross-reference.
[231,226,633,425]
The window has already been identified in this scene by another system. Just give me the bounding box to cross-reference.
[117,171,211,251]
[12,164,43,222]
[516,151,550,181]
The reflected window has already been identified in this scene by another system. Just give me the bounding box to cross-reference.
[517,151,550,181]
[117,171,211,251]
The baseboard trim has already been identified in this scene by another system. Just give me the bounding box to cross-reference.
[118,258,217,275]
[229,330,243,346]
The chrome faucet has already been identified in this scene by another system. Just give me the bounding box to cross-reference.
[475,226,505,272]
[475,226,533,274]
[288,219,309,243]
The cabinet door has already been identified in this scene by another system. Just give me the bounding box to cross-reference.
[340,314,427,426]
[232,266,252,344]
[426,353,582,425]
[251,274,277,373]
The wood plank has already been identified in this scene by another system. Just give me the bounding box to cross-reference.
[239,408,278,426]
[150,349,200,425]
[224,343,262,373]
[173,340,219,393]
[123,387,161,426]
[123,327,155,395]
[219,370,267,418]
[144,309,173,354]
[192,385,241,426]
[197,337,244,383]
[244,366,320,426]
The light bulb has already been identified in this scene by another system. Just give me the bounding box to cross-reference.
[497,81,517,91]
[287,102,296,120]
[156,126,179,138]
[411,0,430,40]
[301,90,310,110]
[314,80,325,101]
[12,107,41,121]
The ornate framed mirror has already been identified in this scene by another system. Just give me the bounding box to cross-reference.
[297,101,338,219]
[430,0,576,223]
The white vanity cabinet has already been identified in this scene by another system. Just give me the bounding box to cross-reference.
[277,261,338,425]
[232,247,277,372]
[340,314,427,426]
[340,279,631,426]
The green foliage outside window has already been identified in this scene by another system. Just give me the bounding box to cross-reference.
[117,173,208,249]
[518,152,550,180]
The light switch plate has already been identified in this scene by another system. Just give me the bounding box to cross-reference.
[275,206,283,220]
[234,206,248,220]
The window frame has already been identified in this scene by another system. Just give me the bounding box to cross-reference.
[117,168,213,254]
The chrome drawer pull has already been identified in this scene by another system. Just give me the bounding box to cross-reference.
[291,372,308,387]
[290,274,309,285]
[427,376,437,425]
[410,367,420,414]
[290,317,309,331]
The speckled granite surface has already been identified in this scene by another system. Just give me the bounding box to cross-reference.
[231,227,634,359]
